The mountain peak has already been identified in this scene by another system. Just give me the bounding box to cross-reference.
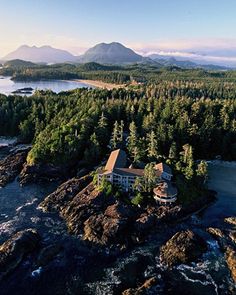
[3,45,77,63]
[78,42,142,64]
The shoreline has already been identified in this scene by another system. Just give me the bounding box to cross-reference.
[207,159,236,167]
[75,79,126,90]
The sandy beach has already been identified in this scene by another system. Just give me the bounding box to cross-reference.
[76,79,125,90]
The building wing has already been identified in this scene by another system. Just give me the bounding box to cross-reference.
[105,149,127,171]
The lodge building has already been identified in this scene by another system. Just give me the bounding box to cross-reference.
[98,149,177,204]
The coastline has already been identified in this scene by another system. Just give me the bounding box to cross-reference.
[75,79,125,90]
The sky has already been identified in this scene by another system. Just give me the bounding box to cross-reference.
[1,0,236,61]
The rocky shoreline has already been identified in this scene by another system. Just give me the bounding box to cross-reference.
[0,229,40,280]
[0,149,235,294]
[19,162,69,185]
[207,218,236,284]
[39,176,216,251]
[0,149,29,187]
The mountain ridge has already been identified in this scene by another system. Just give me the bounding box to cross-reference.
[3,45,77,64]
[77,42,143,64]
[2,43,232,69]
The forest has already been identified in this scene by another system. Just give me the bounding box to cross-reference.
[1,69,236,203]
[3,60,236,85]
[0,81,235,165]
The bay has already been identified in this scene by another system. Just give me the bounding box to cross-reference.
[0,76,94,95]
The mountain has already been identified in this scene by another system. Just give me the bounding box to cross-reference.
[2,43,232,69]
[149,55,230,70]
[3,45,77,64]
[4,59,37,68]
[149,53,232,69]
[77,42,143,64]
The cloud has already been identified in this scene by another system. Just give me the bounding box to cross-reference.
[130,38,236,53]
[129,38,236,66]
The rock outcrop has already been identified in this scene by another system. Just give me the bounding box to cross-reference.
[160,230,207,267]
[0,149,29,187]
[39,175,92,212]
[37,244,62,267]
[122,277,158,295]
[19,163,69,185]
[207,224,236,283]
[0,229,40,280]
[83,202,137,246]
[207,226,236,250]
[39,173,215,251]
[40,180,163,248]
[224,217,236,226]
[225,247,236,283]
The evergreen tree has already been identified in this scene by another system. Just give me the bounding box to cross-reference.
[118,120,124,144]
[196,160,208,182]
[180,144,194,180]
[84,133,101,164]
[127,121,141,161]
[96,112,109,147]
[168,141,177,161]
[110,121,120,149]
[143,162,158,192]
[147,130,159,160]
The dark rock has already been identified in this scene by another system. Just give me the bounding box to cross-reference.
[61,184,119,236]
[19,163,69,185]
[0,149,29,187]
[160,230,207,267]
[77,168,90,178]
[225,217,236,226]
[38,172,216,251]
[0,229,40,280]
[83,202,137,246]
[134,213,157,234]
[229,232,236,244]
[207,227,236,283]
[207,227,226,239]
[225,247,236,283]
[104,202,137,219]
[122,277,158,295]
[39,175,92,212]
[155,205,182,222]
[207,227,235,250]
[86,251,154,294]
[83,213,127,245]
[37,244,62,267]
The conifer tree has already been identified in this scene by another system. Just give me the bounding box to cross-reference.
[96,112,109,147]
[110,121,119,149]
[168,141,177,161]
[196,160,208,182]
[127,121,138,156]
[147,130,159,160]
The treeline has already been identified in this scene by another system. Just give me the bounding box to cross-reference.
[0,62,131,84]
[0,84,235,168]
[3,61,236,86]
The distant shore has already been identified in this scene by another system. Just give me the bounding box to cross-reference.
[76,79,125,90]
